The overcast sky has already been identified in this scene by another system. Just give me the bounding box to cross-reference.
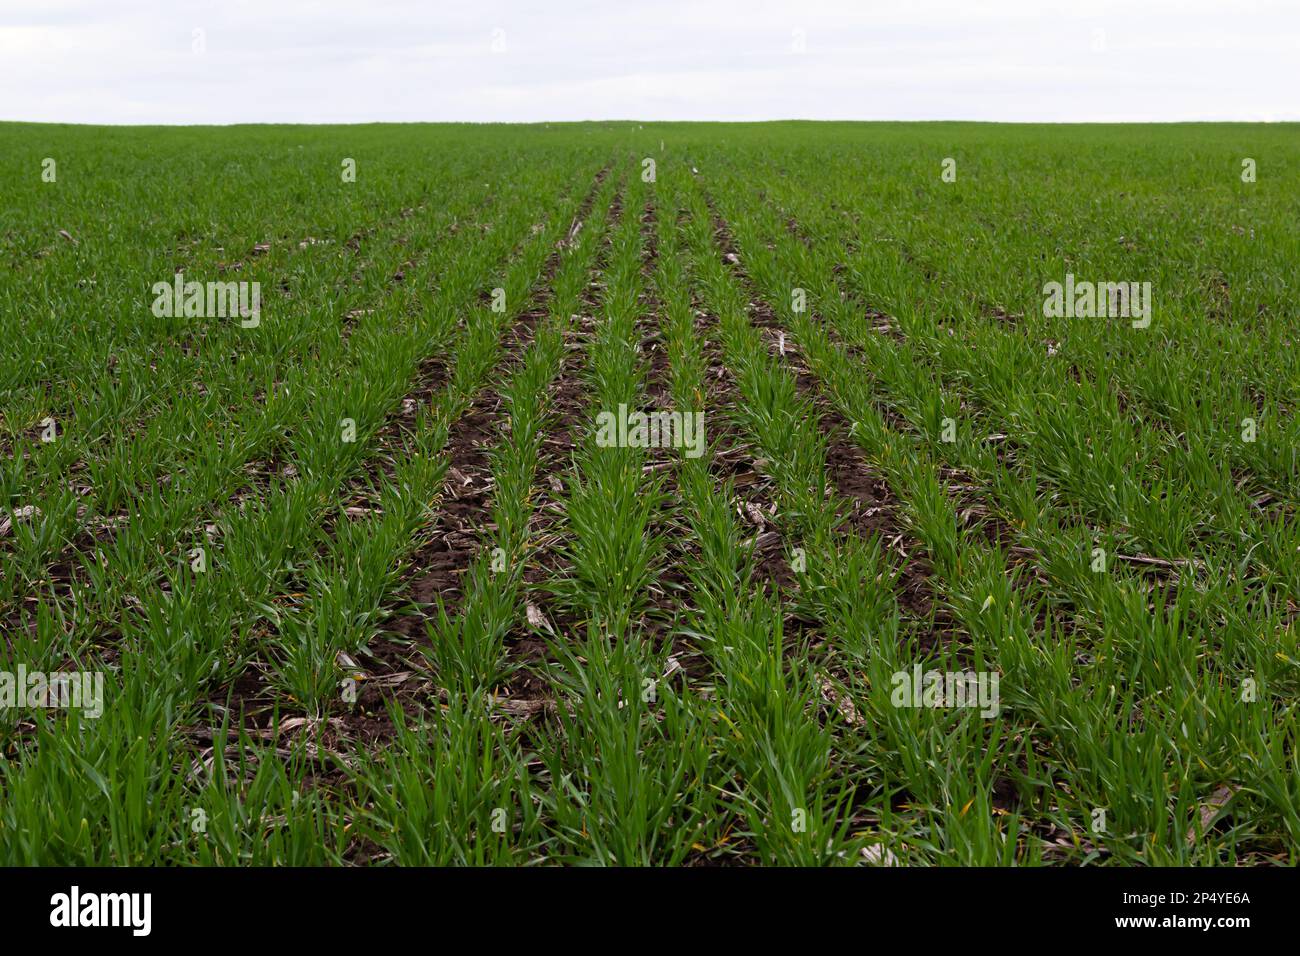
[2,0,1296,125]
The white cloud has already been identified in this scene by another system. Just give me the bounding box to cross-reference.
[0,0,1296,123]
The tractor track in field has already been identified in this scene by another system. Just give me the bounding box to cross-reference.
[355,174,605,498]
[639,197,777,690]
[635,197,696,657]
[693,301,790,595]
[182,187,603,842]
[772,200,1216,603]
[179,169,619,761]
[749,199,1288,839]
[652,201,793,687]
[39,177,571,601]
[714,198,1035,824]
[751,196,1131,637]
[360,165,616,718]
[362,164,611,485]
[704,199,951,647]
[326,306,548,730]
[671,198,791,601]
[379,305,552,638]
[184,334,531,755]
[497,317,589,708]
[494,178,627,709]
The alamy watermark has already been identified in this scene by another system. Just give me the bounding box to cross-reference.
[151,272,261,327]
[891,664,1000,718]
[50,886,150,936]
[595,403,705,458]
[1,666,104,719]
[1042,273,1151,329]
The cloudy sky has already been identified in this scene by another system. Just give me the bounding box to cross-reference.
[2,0,1296,124]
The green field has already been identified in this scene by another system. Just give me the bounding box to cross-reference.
[1,121,1298,865]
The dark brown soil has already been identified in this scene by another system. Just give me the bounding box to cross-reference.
[494,180,628,705]
[705,196,951,644]
[186,166,620,756]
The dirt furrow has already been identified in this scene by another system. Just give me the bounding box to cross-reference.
[496,183,627,707]
[186,166,618,754]
[776,202,1186,605]
[705,198,948,641]
[634,197,695,656]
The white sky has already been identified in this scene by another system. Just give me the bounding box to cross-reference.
[1,0,1297,124]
